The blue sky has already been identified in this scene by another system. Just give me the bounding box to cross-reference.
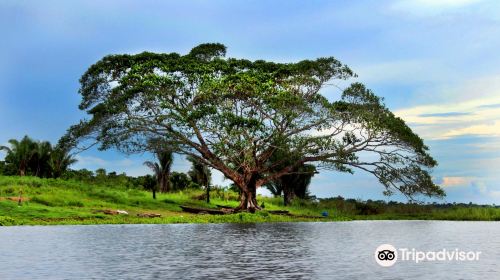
[1,0,500,204]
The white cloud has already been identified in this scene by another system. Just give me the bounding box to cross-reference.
[442,120,500,138]
[467,138,500,152]
[471,181,500,200]
[489,190,500,199]
[395,104,500,139]
[394,75,500,139]
[440,176,474,187]
[0,142,9,160]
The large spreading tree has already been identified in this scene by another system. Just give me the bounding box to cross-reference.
[64,43,444,211]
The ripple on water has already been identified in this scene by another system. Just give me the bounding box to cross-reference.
[0,221,499,279]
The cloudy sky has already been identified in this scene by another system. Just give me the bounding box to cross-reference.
[1,0,500,203]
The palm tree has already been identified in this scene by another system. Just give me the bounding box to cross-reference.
[263,148,317,206]
[49,146,77,178]
[0,136,37,176]
[144,149,173,193]
[279,164,316,206]
[264,181,284,197]
[33,141,52,177]
[187,155,212,203]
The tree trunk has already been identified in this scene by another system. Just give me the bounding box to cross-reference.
[206,184,210,203]
[159,174,169,193]
[283,186,295,206]
[152,189,156,200]
[236,176,261,212]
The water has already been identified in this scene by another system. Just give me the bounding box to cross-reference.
[0,221,499,279]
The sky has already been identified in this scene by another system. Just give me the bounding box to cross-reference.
[1,0,500,204]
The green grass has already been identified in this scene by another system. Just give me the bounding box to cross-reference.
[0,175,499,226]
[0,176,347,226]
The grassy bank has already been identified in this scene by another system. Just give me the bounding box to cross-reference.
[0,176,346,226]
[0,176,499,226]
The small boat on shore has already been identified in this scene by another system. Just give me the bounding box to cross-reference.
[180,205,233,215]
[267,210,290,215]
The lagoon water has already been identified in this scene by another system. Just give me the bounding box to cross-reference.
[0,221,499,279]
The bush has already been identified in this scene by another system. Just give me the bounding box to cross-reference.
[0,216,16,226]
[188,182,201,189]
[1,186,18,195]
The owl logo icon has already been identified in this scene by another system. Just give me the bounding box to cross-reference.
[375,244,397,267]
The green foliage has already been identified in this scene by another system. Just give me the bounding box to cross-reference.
[0,216,16,226]
[170,171,192,191]
[66,43,444,205]
[187,155,211,187]
[95,168,106,178]
[187,181,201,189]
[265,163,316,204]
[144,148,173,192]
[189,43,226,61]
[62,168,94,181]
[264,146,316,204]
[136,174,156,191]
[48,146,77,178]
[0,136,76,178]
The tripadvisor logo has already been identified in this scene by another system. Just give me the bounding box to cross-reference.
[375,244,481,267]
[375,244,397,267]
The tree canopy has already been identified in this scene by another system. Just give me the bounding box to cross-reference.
[65,43,444,211]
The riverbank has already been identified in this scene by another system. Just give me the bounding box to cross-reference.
[0,176,499,226]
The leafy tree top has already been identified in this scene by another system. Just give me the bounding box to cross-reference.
[65,43,444,204]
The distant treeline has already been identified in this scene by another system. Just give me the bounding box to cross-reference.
[312,196,500,217]
[0,136,211,195]
[61,167,205,193]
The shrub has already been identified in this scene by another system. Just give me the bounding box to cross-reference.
[0,216,16,226]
